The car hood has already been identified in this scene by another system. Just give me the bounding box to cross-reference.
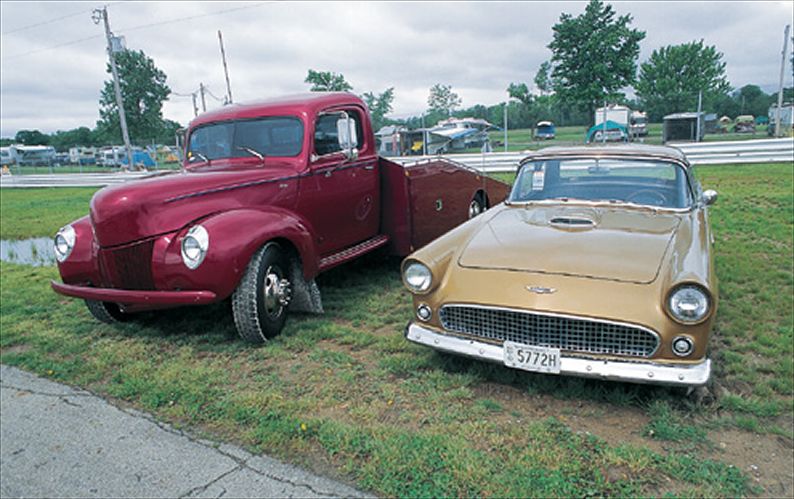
[458,205,681,284]
[90,165,298,247]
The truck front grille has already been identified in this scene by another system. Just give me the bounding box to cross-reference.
[439,305,659,358]
[99,239,156,290]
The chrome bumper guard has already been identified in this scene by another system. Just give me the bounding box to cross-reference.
[405,322,711,387]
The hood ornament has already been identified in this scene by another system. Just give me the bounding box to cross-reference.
[526,286,556,295]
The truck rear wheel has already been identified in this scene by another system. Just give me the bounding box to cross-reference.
[232,242,292,343]
[84,300,129,323]
[468,192,486,219]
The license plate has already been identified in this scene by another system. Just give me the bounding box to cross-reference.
[503,342,561,374]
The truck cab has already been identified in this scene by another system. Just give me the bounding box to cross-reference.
[52,93,510,343]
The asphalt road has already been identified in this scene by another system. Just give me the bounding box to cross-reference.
[0,365,369,498]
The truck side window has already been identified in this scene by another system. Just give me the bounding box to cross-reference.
[314,111,364,156]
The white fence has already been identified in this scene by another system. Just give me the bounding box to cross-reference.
[1,138,791,188]
[391,138,794,173]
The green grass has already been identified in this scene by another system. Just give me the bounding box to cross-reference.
[0,187,100,239]
[2,162,792,496]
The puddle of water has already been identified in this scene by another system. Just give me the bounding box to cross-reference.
[0,237,56,266]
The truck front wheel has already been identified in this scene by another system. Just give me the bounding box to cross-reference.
[232,242,292,343]
[84,300,129,323]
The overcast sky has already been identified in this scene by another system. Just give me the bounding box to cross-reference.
[1,1,792,138]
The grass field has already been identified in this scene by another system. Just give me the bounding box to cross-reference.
[1,162,792,496]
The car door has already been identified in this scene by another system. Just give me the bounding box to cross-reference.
[298,108,379,255]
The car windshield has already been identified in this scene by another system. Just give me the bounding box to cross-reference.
[509,158,693,209]
[187,117,303,162]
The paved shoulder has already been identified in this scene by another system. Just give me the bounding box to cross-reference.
[0,365,369,498]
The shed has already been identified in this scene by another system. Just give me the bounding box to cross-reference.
[662,112,704,143]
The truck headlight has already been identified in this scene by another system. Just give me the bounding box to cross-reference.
[667,285,710,324]
[403,260,433,293]
[181,225,209,269]
[53,225,76,262]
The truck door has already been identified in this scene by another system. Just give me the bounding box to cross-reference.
[298,108,380,255]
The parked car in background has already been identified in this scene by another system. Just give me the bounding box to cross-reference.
[402,144,718,387]
[733,115,756,133]
[534,121,556,140]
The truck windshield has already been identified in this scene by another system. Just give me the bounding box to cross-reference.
[509,158,693,209]
[187,117,303,162]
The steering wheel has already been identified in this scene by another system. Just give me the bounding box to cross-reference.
[627,189,668,207]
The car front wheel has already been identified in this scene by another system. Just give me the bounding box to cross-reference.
[232,242,292,343]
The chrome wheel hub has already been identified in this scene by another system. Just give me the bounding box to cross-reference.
[263,266,291,318]
[468,200,482,219]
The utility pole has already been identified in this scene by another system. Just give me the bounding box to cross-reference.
[199,83,207,112]
[93,6,134,171]
[696,91,703,142]
[775,24,791,138]
[191,93,199,118]
[503,100,508,152]
[218,30,233,104]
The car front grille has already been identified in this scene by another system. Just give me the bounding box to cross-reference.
[439,305,659,358]
[98,239,156,290]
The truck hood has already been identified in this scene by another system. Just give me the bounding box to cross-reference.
[458,205,681,284]
[90,166,298,247]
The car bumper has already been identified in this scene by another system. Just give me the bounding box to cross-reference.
[51,281,217,307]
[405,322,711,387]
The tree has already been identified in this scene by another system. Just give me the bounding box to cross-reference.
[534,61,552,95]
[427,84,462,117]
[14,130,50,145]
[304,70,353,92]
[49,127,96,151]
[362,87,395,132]
[734,84,774,117]
[507,83,532,107]
[635,40,730,120]
[548,0,645,121]
[98,49,171,142]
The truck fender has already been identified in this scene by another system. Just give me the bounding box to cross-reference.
[198,207,320,283]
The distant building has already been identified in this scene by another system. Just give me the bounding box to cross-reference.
[662,112,705,143]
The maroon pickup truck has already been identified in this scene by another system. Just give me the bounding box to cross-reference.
[52,92,509,342]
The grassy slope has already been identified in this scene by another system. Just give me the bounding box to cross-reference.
[1,163,792,496]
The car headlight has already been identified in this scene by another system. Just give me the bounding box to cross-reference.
[403,260,433,293]
[181,225,209,269]
[53,225,76,262]
[667,285,711,324]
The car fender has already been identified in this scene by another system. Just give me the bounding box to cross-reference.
[155,207,320,300]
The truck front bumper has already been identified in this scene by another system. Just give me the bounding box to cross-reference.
[51,281,217,308]
[405,322,711,387]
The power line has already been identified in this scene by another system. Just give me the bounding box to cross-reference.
[1,2,121,36]
[1,2,270,62]
[114,3,270,35]
[1,34,103,61]
[203,86,225,102]
[2,8,92,35]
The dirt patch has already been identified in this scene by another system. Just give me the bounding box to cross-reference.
[1,344,32,355]
[471,382,663,452]
[710,428,794,497]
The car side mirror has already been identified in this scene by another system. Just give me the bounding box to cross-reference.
[702,189,718,206]
[336,113,358,161]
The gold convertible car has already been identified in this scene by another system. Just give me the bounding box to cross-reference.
[402,145,718,386]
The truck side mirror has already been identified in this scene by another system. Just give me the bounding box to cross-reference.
[336,114,359,161]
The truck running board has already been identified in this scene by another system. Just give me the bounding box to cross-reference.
[319,235,390,272]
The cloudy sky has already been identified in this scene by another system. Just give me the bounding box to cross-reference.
[1,1,792,138]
